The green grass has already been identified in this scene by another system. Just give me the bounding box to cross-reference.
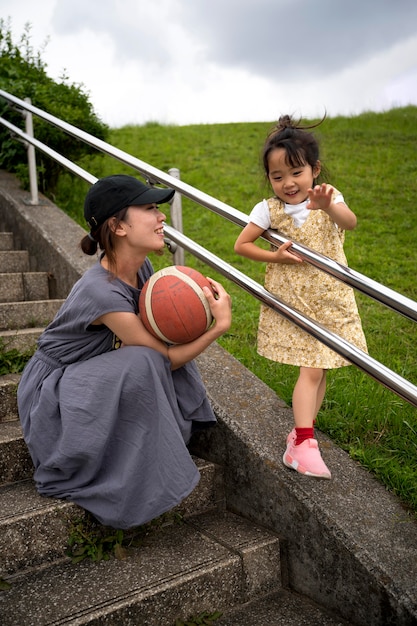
[52,107,417,514]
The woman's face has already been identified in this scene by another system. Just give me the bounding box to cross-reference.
[267,148,320,205]
[122,204,167,252]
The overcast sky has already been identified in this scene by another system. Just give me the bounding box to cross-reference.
[2,0,417,128]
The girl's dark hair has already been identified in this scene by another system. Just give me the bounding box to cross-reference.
[80,206,129,270]
[262,114,326,181]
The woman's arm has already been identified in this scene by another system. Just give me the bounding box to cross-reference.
[96,277,232,370]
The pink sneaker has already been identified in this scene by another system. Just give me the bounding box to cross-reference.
[286,428,297,445]
[283,438,331,479]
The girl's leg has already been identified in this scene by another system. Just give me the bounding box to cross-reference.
[292,367,326,428]
[283,367,331,479]
[315,368,327,419]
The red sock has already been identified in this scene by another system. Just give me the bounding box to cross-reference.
[295,427,314,446]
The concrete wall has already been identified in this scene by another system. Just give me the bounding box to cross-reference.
[193,344,417,625]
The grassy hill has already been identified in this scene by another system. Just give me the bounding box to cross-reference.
[55,107,417,513]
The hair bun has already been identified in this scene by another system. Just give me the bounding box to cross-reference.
[268,112,327,139]
[277,115,293,130]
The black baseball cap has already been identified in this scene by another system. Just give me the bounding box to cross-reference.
[84,174,175,230]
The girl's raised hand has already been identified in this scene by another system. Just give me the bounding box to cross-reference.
[307,184,334,211]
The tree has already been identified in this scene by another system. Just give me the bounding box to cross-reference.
[0,19,109,193]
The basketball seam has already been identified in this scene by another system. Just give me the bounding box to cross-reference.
[143,273,173,343]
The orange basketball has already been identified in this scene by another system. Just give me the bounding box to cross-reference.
[139,266,213,344]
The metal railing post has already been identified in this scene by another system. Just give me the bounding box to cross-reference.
[24,98,39,205]
[167,167,185,266]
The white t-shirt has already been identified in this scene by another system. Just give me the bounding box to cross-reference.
[249,193,344,230]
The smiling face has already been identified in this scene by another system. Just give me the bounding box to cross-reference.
[122,203,167,252]
[267,148,321,205]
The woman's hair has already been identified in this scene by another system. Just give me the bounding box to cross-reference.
[80,206,129,269]
[262,114,327,182]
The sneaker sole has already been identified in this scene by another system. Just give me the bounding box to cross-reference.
[283,452,331,479]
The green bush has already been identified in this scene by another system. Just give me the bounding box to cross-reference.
[0,18,108,193]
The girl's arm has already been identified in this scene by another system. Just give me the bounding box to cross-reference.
[234,222,302,264]
[307,184,357,230]
[95,277,232,370]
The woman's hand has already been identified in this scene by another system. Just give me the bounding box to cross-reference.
[203,277,232,334]
[166,277,232,369]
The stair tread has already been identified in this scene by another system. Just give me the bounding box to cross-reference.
[0,271,50,276]
[0,420,34,485]
[0,479,71,522]
[1,328,43,337]
[0,510,281,626]
[0,298,64,306]
[217,589,352,626]
[0,457,218,523]
[0,419,24,443]
[0,328,42,354]
[0,457,226,577]
[0,372,21,386]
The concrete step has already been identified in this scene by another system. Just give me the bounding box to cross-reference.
[0,328,42,353]
[216,589,352,625]
[0,272,50,302]
[0,250,29,273]
[0,458,225,578]
[0,375,33,485]
[0,510,281,626]
[0,299,64,330]
[0,420,33,484]
[0,479,80,577]
[0,232,14,251]
[0,374,20,423]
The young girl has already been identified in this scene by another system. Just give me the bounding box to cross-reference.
[18,174,232,528]
[234,115,367,479]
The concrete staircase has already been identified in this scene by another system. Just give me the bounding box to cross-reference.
[0,231,63,348]
[0,228,351,624]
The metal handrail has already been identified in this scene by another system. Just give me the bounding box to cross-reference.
[0,116,96,185]
[163,223,417,407]
[0,90,416,407]
[1,89,416,323]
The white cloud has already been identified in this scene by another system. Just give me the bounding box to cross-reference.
[1,0,417,128]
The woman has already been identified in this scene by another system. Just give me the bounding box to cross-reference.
[18,174,232,528]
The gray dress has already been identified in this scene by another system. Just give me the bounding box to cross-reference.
[17,258,216,529]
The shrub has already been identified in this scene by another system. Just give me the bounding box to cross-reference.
[0,18,109,193]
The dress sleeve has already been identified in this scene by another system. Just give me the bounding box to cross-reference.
[331,186,344,204]
[66,268,138,331]
[248,199,271,230]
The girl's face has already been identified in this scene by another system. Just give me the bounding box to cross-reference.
[267,148,320,205]
[121,203,167,252]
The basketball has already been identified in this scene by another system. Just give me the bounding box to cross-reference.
[139,266,213,344]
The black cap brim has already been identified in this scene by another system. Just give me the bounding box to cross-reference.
[127,186,175,206]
